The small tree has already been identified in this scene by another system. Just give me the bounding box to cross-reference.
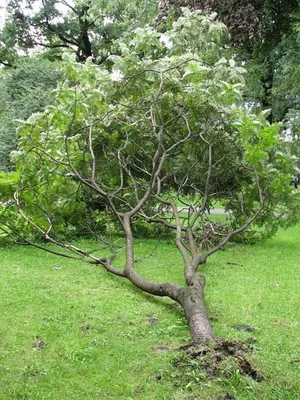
[1,10,298,343]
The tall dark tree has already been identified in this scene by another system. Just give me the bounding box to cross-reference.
[0,0,159,66]
[156,0,300,123]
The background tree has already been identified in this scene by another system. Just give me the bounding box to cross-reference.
[2,0,299,173]
[1,11,298,343]
[0,57,62,172]
[0,0,158,172]
[156,0,300,124]
[0,0,159,66]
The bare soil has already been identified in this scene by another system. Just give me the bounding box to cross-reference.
[174,338,263,381]
[159,338,264,392]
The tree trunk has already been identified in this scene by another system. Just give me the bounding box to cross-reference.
[261,69,274,124]
[179,273,214,343]
[77,6,93,62]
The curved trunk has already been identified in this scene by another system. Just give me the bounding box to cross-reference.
[123,214,213,343]
[179,273,214,343]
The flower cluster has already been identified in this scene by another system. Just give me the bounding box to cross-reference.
[159,33,173,49]
[110,69,124,82]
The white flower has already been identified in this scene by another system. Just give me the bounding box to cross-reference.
[103,16,114,26]
[283,127,293,142]
[159,33,173,49]
[110,69,124,82]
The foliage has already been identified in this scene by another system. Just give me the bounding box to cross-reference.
[0,57,62,172]
[156,0,261,44]
[1,9,297,247]
[272,22,300,132]
[157,0,300,126]
[0,0,158,65]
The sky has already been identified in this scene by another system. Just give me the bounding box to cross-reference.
[0,0,6,28]
[0,0,71,28]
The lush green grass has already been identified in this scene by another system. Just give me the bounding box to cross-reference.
[0,225,300,399]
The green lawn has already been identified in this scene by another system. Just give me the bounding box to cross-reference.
[0,224,299,399]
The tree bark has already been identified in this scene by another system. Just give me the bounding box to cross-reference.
[122,213,213,343]
[178,273,214,343]
[77,6,93,62]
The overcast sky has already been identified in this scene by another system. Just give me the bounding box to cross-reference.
[0,0,6,27]
[0,0,72,30]
[0,0,71,28]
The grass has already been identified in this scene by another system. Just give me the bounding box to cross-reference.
[0,224,300,399]
[160,191,225,209]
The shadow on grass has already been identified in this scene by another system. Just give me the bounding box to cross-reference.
[101,267,184,318]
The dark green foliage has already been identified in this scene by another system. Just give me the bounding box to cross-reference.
[0,57,62,171]
[0,0,159,65]
[158,0,300,124]
[0,11,296,248]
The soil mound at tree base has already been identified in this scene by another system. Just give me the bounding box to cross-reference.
[163,338,263,388]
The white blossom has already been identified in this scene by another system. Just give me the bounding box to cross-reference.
[110,69,124,83]
[283,127,293,142]
[159,33,173,49]
[103,16,114,26]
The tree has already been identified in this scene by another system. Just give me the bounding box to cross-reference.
[0,0,158,171]
[0,0,159,66]
[156,0,300,123]
[1,11,298,343]
[156,0,261,43]
[0,57,62,172]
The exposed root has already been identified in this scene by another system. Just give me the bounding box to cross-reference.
[166,338,263,386]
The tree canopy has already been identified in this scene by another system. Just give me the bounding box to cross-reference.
[0,0,158,170]
[0,0,158,66]
[1,0,300,172]
[157,0,300,124]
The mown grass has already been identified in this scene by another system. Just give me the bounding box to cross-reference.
[0,224,299,399]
